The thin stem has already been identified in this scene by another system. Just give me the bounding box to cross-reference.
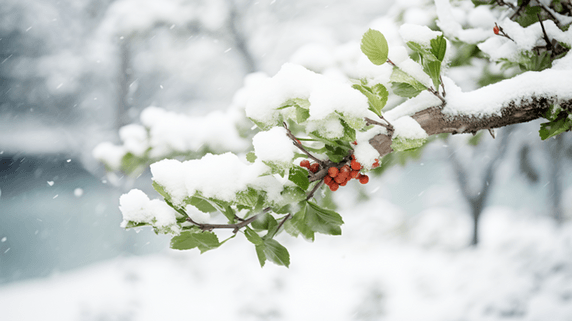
[306,180,325,201]
[275,213,292,234]
[440,75,446,97]
[283,122,326,166]
[538,14,553,51]
[428,87,446,106]
[365,117,394,135]
[187,207,271,233]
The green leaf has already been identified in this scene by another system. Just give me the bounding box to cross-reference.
[361,29,389,65]
[124,221,149,229]
[325,144,347,163]
[252,212,278,232]
[284,203,315,241]
[262,239,290,267]
[245,227,263,245]
[352,84,388,118]
[246,151,257,163]
[305,201,344,236]
[262,161,287,177]
[255,244,266,267]
[288,166,310,190]
[236,188,260,208]
[189,196,217,213]
[516,6,541,27]
[390,67,426,98]
[406,41,438,61]
[296,106,310,123]
[391,82,423,98]
[539,117,572,140]
[170,230,220,253]
[280,186,306,204]
[391,136,427,152]
[152,181,172,203]
[423,60,442,90]
[430,35,447,62]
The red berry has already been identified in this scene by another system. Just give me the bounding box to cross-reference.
[328,167,339,178]
[340,180,348,187]
[351,160,362,170]
[341,165,351,174]
[358,174,369,184]
[329,182,339,192]
[352,140,357,145]
[324,175,333,185]
[350,170,360,179]
[372,159,380,169]
[300,160,310,169]
[493,26,500,35]
[309,163,320,173]
[334,175,345,184]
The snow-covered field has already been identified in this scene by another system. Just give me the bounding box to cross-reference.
[1,188,570,321]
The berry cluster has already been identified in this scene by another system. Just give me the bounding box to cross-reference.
[299,159,320,173]
[300,155,381,192]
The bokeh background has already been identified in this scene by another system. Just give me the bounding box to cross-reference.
[1,0,572,320]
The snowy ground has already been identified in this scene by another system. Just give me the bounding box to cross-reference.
[1,184,571,321]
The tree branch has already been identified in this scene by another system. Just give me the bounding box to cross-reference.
[187,207,271,233]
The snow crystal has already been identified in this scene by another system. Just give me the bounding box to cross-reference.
[392,116,428,140]
[73,188,83,198]
[399,24,442,47]
[308,78,369,121]
[354,126,385,169]
[150,159,188,206]
[252,127,296,165]
[47,181,54,186]
[147,200,178,227]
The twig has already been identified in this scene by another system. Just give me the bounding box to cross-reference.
[495,23,515,42]
[538,2,562,28]
[537,14,553,51]
[510,0,530,20]
[386,58,397,66]
[283,122,326,166]
[440,75,446,97]
[275,213,292,234]
[365,116,394,135]
[306,180,325,200]
[495,0,516,10]
[427,87,447,106]
[187,207,271,233]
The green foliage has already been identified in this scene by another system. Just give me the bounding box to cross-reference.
[361,29,389,65]
[352,83,389,118]
[390,68,427,98]
[288,166,311,190]
[391,136,428,152]
[170,229,220,253]
[539,104,572,140]
[516,6,541,27]
[256,238,290,267]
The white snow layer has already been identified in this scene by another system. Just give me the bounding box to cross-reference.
[119,189,180,233]
[442,69,572,117]
[399,24,442,47]
[252,127,296,165]
[150,153,283,207]
[245,63,369,137]
[2,205,571,321]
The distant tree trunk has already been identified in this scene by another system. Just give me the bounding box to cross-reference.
[226,0,258,73]
[548,134,563,223]
[449,127,513,246]
[116,38,131,133]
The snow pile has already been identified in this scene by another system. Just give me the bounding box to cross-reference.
[1,204,571,321]
[252,127,297,169]
[119,189,181,235]
[245,63,369,138]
